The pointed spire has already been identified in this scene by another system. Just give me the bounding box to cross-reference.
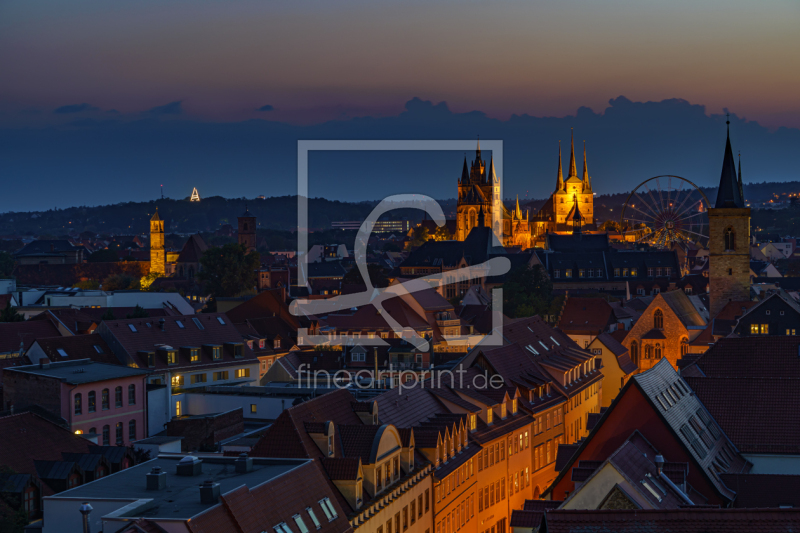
[556,141,564,191]
[515,195,522,220]
[738,152,744,202]
[487,157,498,184]
[460,155,469,184]
[582,141,591,189]
[568,129,577,178]
[572,194,583,235]
[476,136,481,160]
[478,206,485,227]
[714,118,744,208]
[150,207,162,222]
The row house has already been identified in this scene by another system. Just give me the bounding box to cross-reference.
[3,359,148,446]
[250,389,433,533]
[95,313,260,435]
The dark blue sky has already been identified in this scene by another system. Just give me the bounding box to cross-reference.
[0,96,799,212]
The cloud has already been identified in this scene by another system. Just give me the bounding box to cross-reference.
[256,104,274,112]
[54,103,98,114]
[145,101,183,116]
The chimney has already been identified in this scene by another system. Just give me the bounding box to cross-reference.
[235,453,253,473]
[655,455,665,476]
[159,318,166,331]
[146,466,167,490]
[39,358,51,369]
[199,480,221,505]
[176,456,203,476]
[79,502,93,533]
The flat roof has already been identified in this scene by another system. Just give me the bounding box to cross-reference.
[133,436,184,445]
[7,359,149,384]
[48,455,309,520]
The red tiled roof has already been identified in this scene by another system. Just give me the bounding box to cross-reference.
[0,320,62,355]
[176,234,208,263]
[97,313,258,371]
[686,376,800,454]
[690,336,800,379]
[0,412,93,495]
[510,510,543,528]
[31,335,121,365]
[544,508,800,532]
[721,473,800,508]
[321,457,361,481]
[557,297,615,334]
[250,389,367,459]
[225,289,300,330]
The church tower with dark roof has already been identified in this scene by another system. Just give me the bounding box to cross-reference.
[238,205,257,252]
[709,120,750,319]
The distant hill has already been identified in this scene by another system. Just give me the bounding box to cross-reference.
[1,180,799,238]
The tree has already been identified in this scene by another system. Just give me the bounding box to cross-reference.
[342,264,390,288]
[0,252,14,278]
[87,249,119,262]
[599,219,621,232]
[139,272,160,291]
[102,274,140,291]
[407,226,430,249]
[501,264,553,319]
[73,279,100,290]
[126,304,149,319]
[0,301,23,323]
[100,309,116,321]
[433,225,453,241]
[198,242,260,297]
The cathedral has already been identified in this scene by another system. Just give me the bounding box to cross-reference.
[456,141,531,249]
[454,132,595,250]
[531,130,596,238]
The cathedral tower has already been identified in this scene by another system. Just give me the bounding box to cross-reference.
[708,120,750,318]
[149,208,166,276]
[238,205,257,252]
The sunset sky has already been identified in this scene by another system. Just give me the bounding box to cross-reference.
[2,0,798,127]
[0,0,799,210]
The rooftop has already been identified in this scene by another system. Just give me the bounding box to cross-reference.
[6,359,149,385]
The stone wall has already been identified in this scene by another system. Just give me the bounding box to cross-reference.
[708,208,751,319]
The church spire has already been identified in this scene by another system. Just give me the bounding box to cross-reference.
[582,141,591,190]
[568,129,577,178]
[556,141,564,191]
[487,156,498,184]
[460,155,469,184]
[476,137,481,161]
[738,152,744,202]
[714,115,744,208]
[572,193,583,235]
[515,195,522,220]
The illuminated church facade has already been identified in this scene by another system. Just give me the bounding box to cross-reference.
[455,133,595,250]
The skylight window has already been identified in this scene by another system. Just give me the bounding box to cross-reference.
[318,498,338,520]
[550,336,560,346]
[176,320,185,329]
[192,317,205,330]
[93,345,104,354]
[128,324,137,332]
[306,508,322,530]
[273,523,293,533]
[293,515,310,533]
[217,317,226,325]
[539,341,549,351]
[56,348,68,357]
[525,345,539,355]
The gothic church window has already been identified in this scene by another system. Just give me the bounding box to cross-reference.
[630,341,638,366]
[654,309,664,329]
[724,227,735,251]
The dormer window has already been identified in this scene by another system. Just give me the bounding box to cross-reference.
[327,435,334,457]
[512,399,518,414]
[275,339,281,349]
[487,408,493,425]
[501,403,507,419]
[469,414,477,431]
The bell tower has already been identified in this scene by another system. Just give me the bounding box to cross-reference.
[149,208,166,276]
[709,119,750,318]
[238,205,257,252]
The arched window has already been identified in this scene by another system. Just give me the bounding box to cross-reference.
[115,422,123,445]
[724,227,735,251]
[243,223,248,231]
[645,345,653,359]
[102,425,110,446]
[74,393,82,415]
[115,386,122,408]
[188,267,195,279]
[654,309,664,329]
[88,391,96,413]
[630,341,639,366]
[680,338,689,357]
[468,210,477,230]
[654,343,662,359]
[101,388,109,410]
[128,384,136,405]
[129,419,136,441]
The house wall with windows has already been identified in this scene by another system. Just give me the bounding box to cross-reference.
[621,294,691,372]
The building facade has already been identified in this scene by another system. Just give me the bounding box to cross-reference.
[238,206,257,252]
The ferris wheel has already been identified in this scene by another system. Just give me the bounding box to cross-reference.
[619,175,710,248]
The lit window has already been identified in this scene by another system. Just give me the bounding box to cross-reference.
[614,268,620,277]
[236,368,250,379]
[250,404,257,414]
[565,270,572,278]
